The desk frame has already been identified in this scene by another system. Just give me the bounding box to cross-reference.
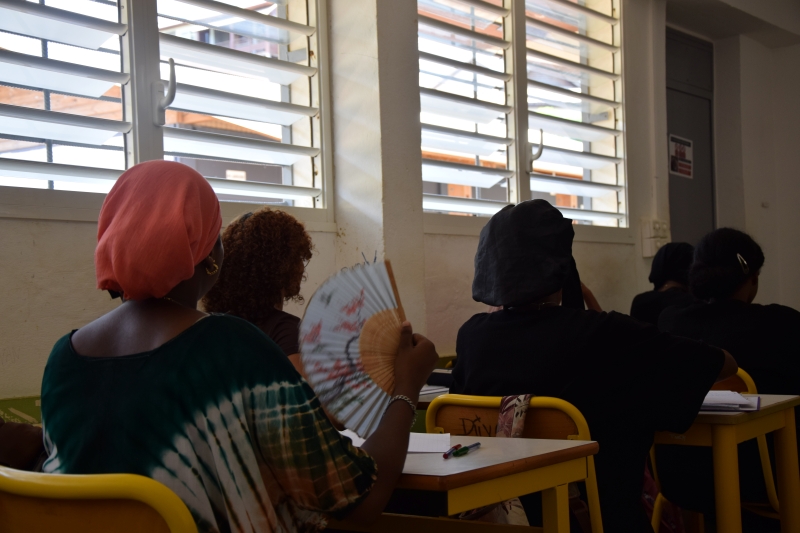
[655,398,800,533]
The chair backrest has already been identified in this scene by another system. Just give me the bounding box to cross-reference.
[711,367,757,394]
[426,394,591,441]
[0,465,198,533]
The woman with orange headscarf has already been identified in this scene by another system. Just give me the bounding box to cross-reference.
[40,161,438,533]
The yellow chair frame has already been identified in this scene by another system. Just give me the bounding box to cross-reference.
[650,367,779,531]
[426,394,603,533]
[0,465,198,533]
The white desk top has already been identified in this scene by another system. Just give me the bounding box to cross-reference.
[398,436,597,491]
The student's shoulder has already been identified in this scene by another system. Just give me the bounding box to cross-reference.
[752,303,800,325]
[196,314,286,356]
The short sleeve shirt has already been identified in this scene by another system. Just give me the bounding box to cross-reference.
[41,314,376,533]
[451,307,723,533]
[630,287,695,325]
[255,309,302,356]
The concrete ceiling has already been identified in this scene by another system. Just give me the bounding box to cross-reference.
[667,0,800,47]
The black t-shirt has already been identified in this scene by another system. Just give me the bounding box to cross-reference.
[451,307,724,533]
[254,309,301,356]
[630,287,694,326]
[659,300,800,395]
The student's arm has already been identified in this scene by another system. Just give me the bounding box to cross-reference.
[581,283,603,312]
[716,349,737,382]
[288,353,304,377]
[344,323,438,524]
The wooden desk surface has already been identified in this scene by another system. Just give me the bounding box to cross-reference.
[694,394,800,425]
[397,436,598,492]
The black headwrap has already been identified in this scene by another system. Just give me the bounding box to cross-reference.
[649,242,694,290]
[472,200,583,309]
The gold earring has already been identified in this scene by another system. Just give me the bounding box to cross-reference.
[206,257,219,276]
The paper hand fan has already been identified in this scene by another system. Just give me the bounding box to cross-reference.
[300,261,405,438]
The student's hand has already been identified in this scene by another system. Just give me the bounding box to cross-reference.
[393,321,438,399]
[581,282,603,312]
[715,349,738,382]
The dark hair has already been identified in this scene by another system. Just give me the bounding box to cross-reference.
[202,208,313,321]
[690,228,764,300]
[649,242,694,290]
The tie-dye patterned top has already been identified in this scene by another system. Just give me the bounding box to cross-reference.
[40,314,377,533]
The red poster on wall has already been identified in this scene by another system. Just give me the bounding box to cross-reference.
[669,134,693,179]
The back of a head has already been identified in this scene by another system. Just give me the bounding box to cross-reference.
[202,207,312,320]
[690,228,764,301]
[472,199,576,307]
[649,242,694,290]
[95,160,222,300]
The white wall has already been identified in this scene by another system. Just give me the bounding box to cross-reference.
[0,213,336,398]
[714,35,800,309]
[772,44,800,311]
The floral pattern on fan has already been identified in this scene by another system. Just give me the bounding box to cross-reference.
[300,261,406,438]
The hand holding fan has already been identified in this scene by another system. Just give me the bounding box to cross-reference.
[300,261,405,438]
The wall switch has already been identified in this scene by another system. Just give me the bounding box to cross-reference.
[641,218,670,257]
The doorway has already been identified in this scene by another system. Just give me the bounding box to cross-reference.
[666,29,715,246]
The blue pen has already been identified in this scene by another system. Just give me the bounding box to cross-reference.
[453,442,481,457]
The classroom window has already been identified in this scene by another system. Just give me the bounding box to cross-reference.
[420,0,626,226]
[418,0,513,216]
[0,0,329,209]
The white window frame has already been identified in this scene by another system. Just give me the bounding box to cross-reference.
[0,0,336,233]
[420,0,631,243]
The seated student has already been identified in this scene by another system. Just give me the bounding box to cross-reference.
[450,200,736,533]
[657,228,800,515]
[630,242,695,325]
[40,161,438,533]
[202,208,311,373]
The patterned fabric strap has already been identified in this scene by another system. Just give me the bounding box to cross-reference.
[497,394,532,438]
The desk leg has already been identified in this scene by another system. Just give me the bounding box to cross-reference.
[542,484,569,533]
[775,407,800,533]
[712,424,742,533]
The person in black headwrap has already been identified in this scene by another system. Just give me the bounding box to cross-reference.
[630,242,695,325]
[450,200,737,533]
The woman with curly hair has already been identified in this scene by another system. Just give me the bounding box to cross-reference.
[202,208,313,370]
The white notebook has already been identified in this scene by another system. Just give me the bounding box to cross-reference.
[701,391,760,412]
[340,429,451,453]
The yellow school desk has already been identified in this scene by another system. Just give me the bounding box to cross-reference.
[329,436,598,533]
[655,394,800,533]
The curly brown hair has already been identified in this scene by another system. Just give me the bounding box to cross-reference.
[202,208,313,321]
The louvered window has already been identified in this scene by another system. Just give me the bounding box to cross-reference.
[0,0,129,192]
[419,0,625,226]
[418,0,513,216]
[525,0,623,225]
[0,0,328,208]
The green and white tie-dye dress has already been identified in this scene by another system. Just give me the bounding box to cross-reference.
[41,314,377,533]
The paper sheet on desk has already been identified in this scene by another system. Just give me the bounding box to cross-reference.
[340,429,451,453]
[702,391,760,411]
[420,385,449,395]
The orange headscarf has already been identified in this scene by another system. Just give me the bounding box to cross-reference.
[95,161,222,300]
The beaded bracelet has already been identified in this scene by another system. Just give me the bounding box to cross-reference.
[387,395,418,427]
